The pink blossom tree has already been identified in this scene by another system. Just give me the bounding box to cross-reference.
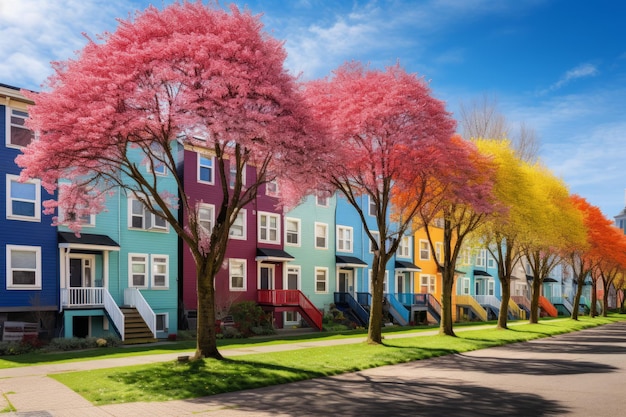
[305,62,458,344]
[17,1,327,360]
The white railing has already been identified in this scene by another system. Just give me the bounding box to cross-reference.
[124,287,156,338]
[61,287,104,307]
[474,295,501,309]
[61,287,125,340]
[103,290,125,341]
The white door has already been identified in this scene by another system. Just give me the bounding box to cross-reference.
[338,269,354,295]
[284,266,300,325]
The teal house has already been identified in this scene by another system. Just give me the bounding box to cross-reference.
[58,147,178,342]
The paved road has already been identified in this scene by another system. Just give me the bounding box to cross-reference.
[2,321,626,416]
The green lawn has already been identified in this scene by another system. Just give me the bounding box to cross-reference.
[48,316,623,405]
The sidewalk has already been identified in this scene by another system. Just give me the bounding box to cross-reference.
[0,322,552,416]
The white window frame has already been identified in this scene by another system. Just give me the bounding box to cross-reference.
[128,198,167,231]
[147,144,167,176]
[229,163,246,188]
[5,107,34,149]
[6,174,41,222]
[435,242,443,262]
[488,280,495,296]
[285,265,301,290]
[151,254,169,289]
[129,253,148,288]
[198,203,215,235]
[258,211,281,244]
[476,249,486,267]
[368,195,376,216]
[315,267,328,294]
[229,258,247,291]
[6,245,42,289]
[487,253,496,268]
[197,154,215,185]
[316,194,329,207]
[266,179,279,197]
[419,240,430,261]
[229,209,247,240]
[369,231,380,253]
[284,217,300,247]
[336,225,353,253]
[462,277,470,295]
[461,248,472,266]
[314,222,328,249]
[420,274,436,294]
[397,236,411,258]
[155,313,169,333]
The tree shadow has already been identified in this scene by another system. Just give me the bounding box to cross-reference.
[419,352,616,376]
[185,371,568,417]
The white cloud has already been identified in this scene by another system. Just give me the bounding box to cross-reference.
[542,63,599,94]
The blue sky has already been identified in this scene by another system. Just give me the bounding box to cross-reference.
[2,0,626,218]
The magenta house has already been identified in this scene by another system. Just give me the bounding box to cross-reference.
[178,141,320,330]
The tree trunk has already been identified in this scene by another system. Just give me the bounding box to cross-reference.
[590,284,598,317]
[529,276,541,324]
[194,262,222,360]
[498,277,510,329]
[439,267,456,337]
[571,280,584,321]
[366,255,386,344]
[602,289,609,317]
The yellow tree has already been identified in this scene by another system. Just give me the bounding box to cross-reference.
[519,166,584,323]
[472,139,536,329]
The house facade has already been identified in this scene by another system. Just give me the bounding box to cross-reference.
[1,84,58,339]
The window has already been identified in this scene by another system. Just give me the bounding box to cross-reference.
[129,254,148,288]
[198,203,215,234]
[461,248,472,266]
[266,180,278,197]
[462,277,470,295]
[229,163,245,188]
[488,280,495,296]
[369,269,389,293]
[435,242,443,262]
[6,108,34,148]
[369,231,380,253]
[258,212,280,244]
[229,209,246,239]
[315,222,328,249]
[336,226,353,252]
[316,194,329,207]
[420,274,436,294]
[487,253,496,268]
[368,196,376,216]
[476,249,486,267]
[147,144,166,176]
[285,218,300,246]
[6,245,41,289]
[419,240,430,260]
[397,236,411,258]
[315,267,328,293]
[129,198,167,230]
[151,255,169,288]
[156,313,168,332]
[6,175,40,221]
[197,154,214,184]
[229,259,246,291]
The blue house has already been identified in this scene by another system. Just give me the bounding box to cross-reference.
[1,83,58,340]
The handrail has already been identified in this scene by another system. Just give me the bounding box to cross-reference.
[334,292,369,325]
[474,295,501,309]
[547,296,573,314]
[257,290,322,330]
[538,296,558,317]
[124,288,156,337]
[511,296,531,312]
[103,289,125,340]
[427,294,442,319]
[455,295,488,321]
[356,292,372,306]
[507,298,524,320]
[385,293,409,325]
[61,287,105,307]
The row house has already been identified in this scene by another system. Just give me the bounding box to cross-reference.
[1,84,58,339]
[177,142,323,331]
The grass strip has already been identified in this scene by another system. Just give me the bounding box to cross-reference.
[50,316,622,405]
